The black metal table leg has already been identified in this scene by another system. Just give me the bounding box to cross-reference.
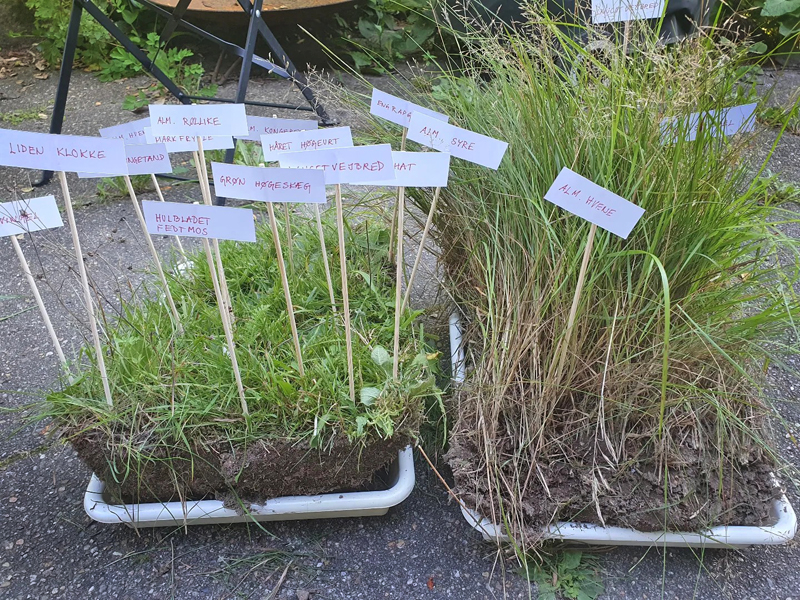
[218,0,264,206]
[34,0,83,187]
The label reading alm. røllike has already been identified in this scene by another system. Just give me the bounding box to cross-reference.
[543,168,645,239]
[141,200,256,242]
[148,103,249,137]
[0,129,127,175]
[260,127,353,161]
[0,196,63,237]
[211,163,326,203]
[370,88,450,128]
[406,113,508,170]
[278,144,394,185]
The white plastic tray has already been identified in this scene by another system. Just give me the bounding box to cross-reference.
[449,313,797,548]
[84,446,415,528]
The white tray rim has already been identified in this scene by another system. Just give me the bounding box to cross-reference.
[449,312,797,548]
[84,446,415,527]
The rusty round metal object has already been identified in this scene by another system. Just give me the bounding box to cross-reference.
[150,0,352,11]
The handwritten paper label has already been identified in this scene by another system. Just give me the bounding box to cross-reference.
[0,129,127,175]
[592,0,665,23]
[278,144,395,185]
[144,127,234,151]
[211,163,326,204]
[142,200,256,242]
[99,118,150,145]
[78,143,173,178]
[660,103,757,144]
[237,116,318,141]
[149,103,248,137]
[0,196,63,237]
[260,126,354,161]
[353,151,450,187]
[544,168,644,239]
[407,113,508,170]
[370,88,450,128]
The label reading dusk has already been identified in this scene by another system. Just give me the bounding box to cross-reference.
[211,163,326,204]
[149,103,248,137]
[0,129,127,175]
[278,144,395,185]
[543,168,644,239]
[0,196,63,237]
[142,201,256,243]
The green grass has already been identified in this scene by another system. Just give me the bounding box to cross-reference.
[46,211,439,453]
[340,13,800,541]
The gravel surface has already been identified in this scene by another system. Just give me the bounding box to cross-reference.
[1,49,800,600]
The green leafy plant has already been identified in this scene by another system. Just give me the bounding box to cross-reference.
[353,12,800,545]
[525,550,604,600]
[45,213,437,472]
[335,0,437,72]
[760,0,800,40]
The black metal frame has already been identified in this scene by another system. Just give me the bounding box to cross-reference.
[36,0,334,186]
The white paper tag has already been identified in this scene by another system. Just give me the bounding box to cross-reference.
[407,113,508,170]
[370,88,450,128]
[543,168,644,239]
[592,0,665,23]
[144,127,234,151]
[278,144,395,185]
[237,116,318,141]
[0,129,128,175]
[149,104,249,137]
[142,200,256,242]
[99,118,150,145]
[660,103,757,144]
[78,143,173,178]
[352,151,450,187]
[0,196,63,237]
[211,163,327,204]
[260,126,354,161]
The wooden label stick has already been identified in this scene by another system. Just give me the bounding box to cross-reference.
[283,203,295,275]
[123,175,184,335]
[402,186,441,312]
[266,202,305,376]
[57,171,113,406]
[10,236,66,367]
[150,173,186,257]
[314,204,336,313]
[388,127,409,263]
[195,142,234,320]
[392,183,406,380]
[335,183,355,402]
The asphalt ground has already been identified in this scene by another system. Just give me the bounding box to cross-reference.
[1,50,800,600]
